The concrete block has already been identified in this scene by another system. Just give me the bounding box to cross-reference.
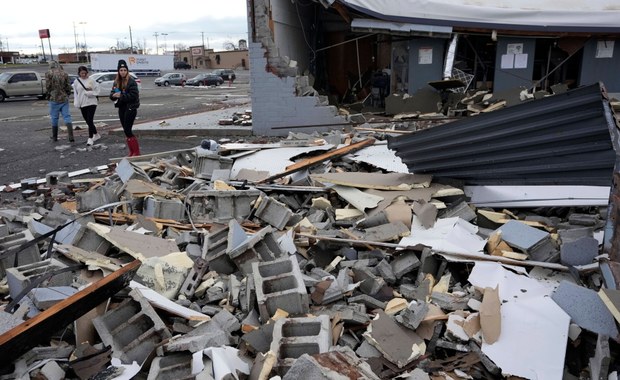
[143,196,186,220]
[227,220,285,275]
[551,281,619,339]
[0,230,42,277]
[254,196,293,230]
[148,352,194,380]
[179,258,208,298]
[242,320,275,354]
[76,186,118,212]
[156,167,184,187]
[92,289,172,365]
[188,188,261,223]
[30,286,77,310]
[391,251,421,279]
[193,149,234,179]
[348,294,386,311]
[560,236,599,266]
[253,255,309,320]
[395,301,429,330]
[71,224,111,254]
[45,171,69,186]
[568,213,602,227]
[352,267,386,296]
[6,259,72,300]
[204,223,237,275]
[116,158,152,184]
[559,227,594,244]
[270,315,331,375]
[497,220,550,253]
[375,259,396,284]
[356,340,382,358]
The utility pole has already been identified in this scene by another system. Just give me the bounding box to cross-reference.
[129,25,134,53]
[201,32,205,50]
[153,32,159,55]
[73,22,79,62]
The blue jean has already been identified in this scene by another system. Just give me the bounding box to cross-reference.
[49,101,72,127]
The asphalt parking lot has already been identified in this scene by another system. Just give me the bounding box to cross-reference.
[0,64,251,188]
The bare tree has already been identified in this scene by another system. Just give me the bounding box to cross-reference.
[175,43,188,51]
[222,40,237,51]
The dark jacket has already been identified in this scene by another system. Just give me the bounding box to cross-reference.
[110,76,140,110]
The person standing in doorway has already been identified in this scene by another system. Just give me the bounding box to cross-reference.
[72,66,101,146]
[110,59,140,156]
[45,61,74,142]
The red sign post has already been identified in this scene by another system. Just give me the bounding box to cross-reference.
[38,29,52,62]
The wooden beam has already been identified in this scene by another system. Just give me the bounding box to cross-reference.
[0,260,141,364]
[258,138,375,183]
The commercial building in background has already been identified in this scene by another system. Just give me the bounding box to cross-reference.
[246,0,620,136]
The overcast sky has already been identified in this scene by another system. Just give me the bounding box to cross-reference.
[0,0,249,56]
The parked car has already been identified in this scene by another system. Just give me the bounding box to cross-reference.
[154,73,187,86]
[185,73,224,86]
[212,69,236,82]
[89,72,141,97]
[0,71,47,102]
[174,61,192,69]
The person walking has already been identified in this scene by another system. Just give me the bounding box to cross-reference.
[72,66,101,146]
[45,61,74,142]
[110,59,140,156]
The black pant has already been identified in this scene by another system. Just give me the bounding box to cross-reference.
[118,105,137,138]
[80,105,98,138]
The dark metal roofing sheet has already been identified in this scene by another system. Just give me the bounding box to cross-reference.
[387,83,620,186]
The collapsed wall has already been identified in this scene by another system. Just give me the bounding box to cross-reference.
[249,0,349,136]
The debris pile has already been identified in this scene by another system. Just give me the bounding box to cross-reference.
[1,90,620,379]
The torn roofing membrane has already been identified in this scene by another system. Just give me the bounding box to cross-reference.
[341,0,620,32]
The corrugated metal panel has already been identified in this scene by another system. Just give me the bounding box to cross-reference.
[387,83,620,186]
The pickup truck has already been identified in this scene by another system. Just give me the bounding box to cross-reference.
[0,71,47,102]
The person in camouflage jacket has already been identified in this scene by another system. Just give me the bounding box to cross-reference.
[45,61,74,142]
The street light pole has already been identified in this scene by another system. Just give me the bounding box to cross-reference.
[153,32,159,55]
[161,33,168,54]
[79,22,88,63]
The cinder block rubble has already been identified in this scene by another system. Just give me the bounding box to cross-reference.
[270,315,332,374]
[253,255,309,320]
[92,289,172,365]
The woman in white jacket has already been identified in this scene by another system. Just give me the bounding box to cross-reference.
[72,66,101,146]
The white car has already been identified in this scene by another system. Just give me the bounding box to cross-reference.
[89,72,142,97]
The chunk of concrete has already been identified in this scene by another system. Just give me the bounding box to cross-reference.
[560,236,599,266]
[551,281,619,339]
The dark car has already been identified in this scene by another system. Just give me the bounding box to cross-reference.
[212,69,236,82]
[174,61,192,69]
[186,73,224,86]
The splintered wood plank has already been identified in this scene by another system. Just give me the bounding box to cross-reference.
[258,138,376,183]
[0,260,141,364]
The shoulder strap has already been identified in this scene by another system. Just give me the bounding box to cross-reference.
[76,78,87,90]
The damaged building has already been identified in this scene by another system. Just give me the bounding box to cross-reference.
[247,0,620,135]
[0,83,620,378]
[2,1,620,378]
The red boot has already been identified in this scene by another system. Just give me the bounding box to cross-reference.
[128,136,141,157]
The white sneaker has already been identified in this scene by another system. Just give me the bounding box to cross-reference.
[86,138,94,146]
[92,133,101,142]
